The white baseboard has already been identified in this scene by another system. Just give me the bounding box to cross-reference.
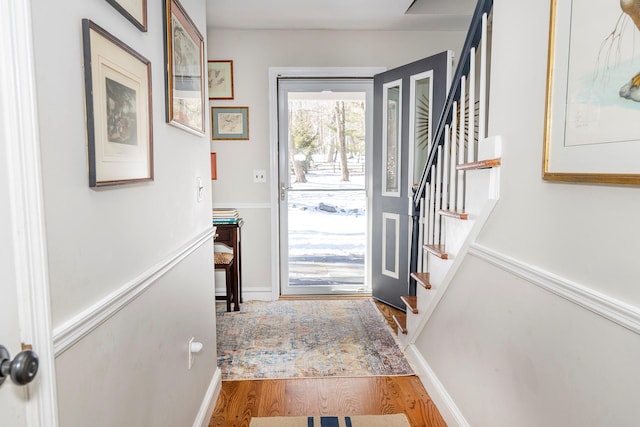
[212,202,271,210]
[405,344,469,427]
[215,287,276,302]
[193,367,222,427]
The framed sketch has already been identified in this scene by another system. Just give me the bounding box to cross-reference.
[105,0,147,31]
[211,107,249,140]
[207,60,234,100]
[163,0,205,135]
[81,19,153,187]
[543,0,640,185]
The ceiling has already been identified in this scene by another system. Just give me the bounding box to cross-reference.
[206,0,477,31]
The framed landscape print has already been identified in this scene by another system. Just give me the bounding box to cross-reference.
[207,60,234,100]
[211,107,249,140]
[163,0,205,135]
[543,0,640,185]
[105,0,147,31]
[81,19,153,187]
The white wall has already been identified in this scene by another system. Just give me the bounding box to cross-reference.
[30,0,218,424]
[207,29,467,298]
[415,0,640,425]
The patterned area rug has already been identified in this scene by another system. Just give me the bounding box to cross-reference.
[216,298,414,379]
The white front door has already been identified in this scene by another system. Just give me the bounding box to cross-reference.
[0,0,58,424]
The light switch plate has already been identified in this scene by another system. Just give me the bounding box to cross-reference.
[253,170,266,183]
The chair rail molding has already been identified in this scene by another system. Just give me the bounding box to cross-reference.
[52,227,215,355]
[469,243,640,335]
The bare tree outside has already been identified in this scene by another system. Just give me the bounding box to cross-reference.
[284,89,368,290]
[288,106,318,183]
[334,101,349,181]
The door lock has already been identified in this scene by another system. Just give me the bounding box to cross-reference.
[280,183,291,201]
[0,344,39,386]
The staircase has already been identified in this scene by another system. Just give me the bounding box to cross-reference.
[392,0,499,347]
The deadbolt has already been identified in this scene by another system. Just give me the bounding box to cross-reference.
[0,344,39,386]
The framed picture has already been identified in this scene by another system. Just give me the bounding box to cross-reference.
[105,0,147,31]
[211,152,217,180]
[211,107,249,140]
[543,0,640,185]
[81,19,153,187]
[207,60,234,100]
[163,0,205,135]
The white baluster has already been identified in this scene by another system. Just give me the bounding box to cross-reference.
[428,177,435,245]
[479,12,488,142]
[442,128,450,212]
[417,197,424,272]
[460,74,467,162]
[456,96,465,211]
[436,146,444,247]
[432,164,440,244]
[449,106,458,211]
[468,47,476,162]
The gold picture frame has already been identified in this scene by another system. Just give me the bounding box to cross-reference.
[543,0,640,185]
[207,60,234,100]
[82,19,153,187]
[163,0,205,135]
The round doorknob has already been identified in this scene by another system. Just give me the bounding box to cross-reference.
[0,345,39,386]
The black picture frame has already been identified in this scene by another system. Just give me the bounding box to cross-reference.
[82,19,154,187]
[105,0,148,32]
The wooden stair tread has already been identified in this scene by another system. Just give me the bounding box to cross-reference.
[410,272,432,289]
[456,158,501,171]
[438,209,468,220]
[400,296,418,314]
[423,244,449,259]
[392,314,407,334]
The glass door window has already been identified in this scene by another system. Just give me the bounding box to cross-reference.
[278,79,373,295]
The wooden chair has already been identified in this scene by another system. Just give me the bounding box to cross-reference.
[214,251,236,312]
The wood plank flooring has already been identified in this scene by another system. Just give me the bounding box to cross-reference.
[209,376,447,427]
[210,299,443,426]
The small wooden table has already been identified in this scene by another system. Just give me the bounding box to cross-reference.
[214,221,243,310]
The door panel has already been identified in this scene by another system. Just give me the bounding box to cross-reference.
[382,213,400,279]
[371,51,452,309]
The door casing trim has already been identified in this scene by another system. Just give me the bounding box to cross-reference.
[268,67,386,300]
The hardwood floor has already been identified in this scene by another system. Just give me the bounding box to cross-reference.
[209,376,447,427]
[373,298,405,335]
[210,299,443,426]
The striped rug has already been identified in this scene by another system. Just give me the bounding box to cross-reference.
[249,414,410,427]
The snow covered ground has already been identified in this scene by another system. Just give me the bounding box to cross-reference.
[287,171,366,286]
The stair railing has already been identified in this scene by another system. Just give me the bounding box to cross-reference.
[410,0,493,288]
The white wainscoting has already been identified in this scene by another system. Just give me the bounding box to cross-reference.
[405,344,470,427]
[469,243,640,335]
[193,367,222,427]
[52,227,215,356]
[408,242,640,426]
